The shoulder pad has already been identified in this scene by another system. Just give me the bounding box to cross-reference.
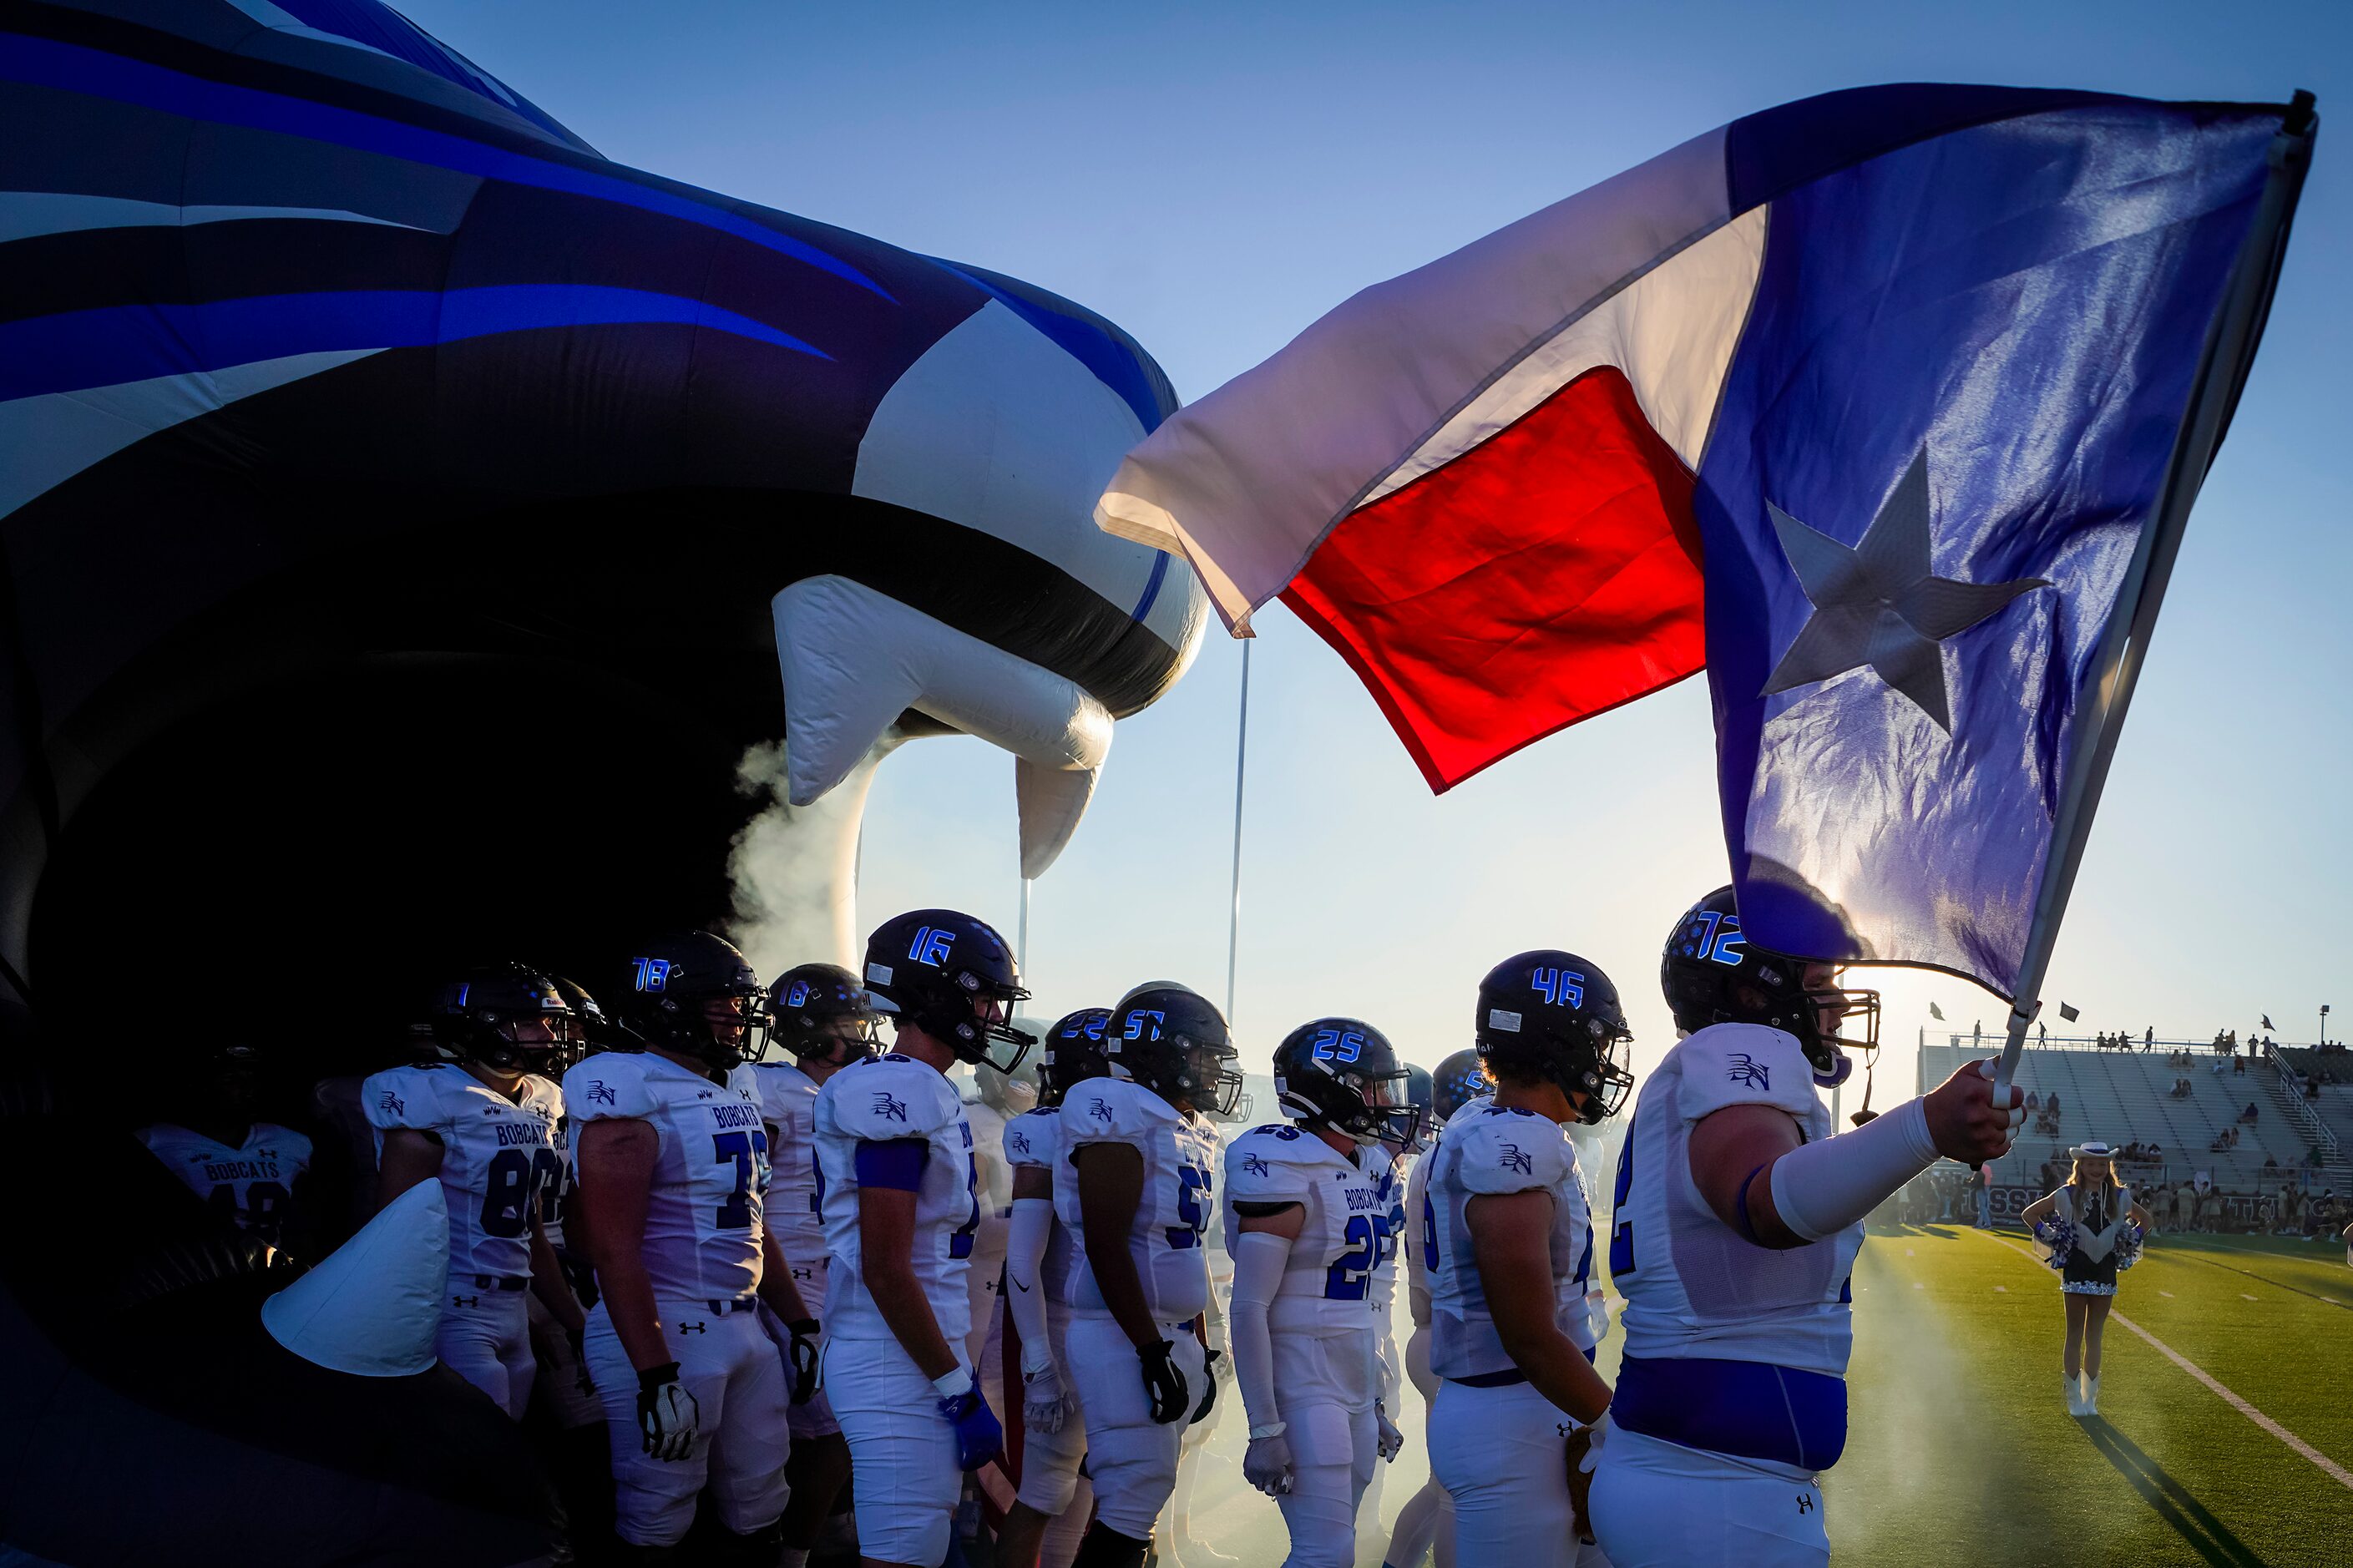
[362,1065,444,1132]
[1004,1107,1059,1168]
[1064,1077,1175,1147]
[824,1056,959,1140]
[562,1054,661,1122]
[1671,1024,1820,1124]
[1449,1111,1571,1196]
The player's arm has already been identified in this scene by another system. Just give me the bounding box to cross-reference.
[373,1127,444,1212]
[856,1141,960,1379]
[576,1118,671,1374]
[2016,1191,2057,1227]
[529,1217,584,1336]
[1689,1058,2019,1252]
[757,1227,813,1323]
[1468,1190,1610,1424]
[1227,1201,1301,1434]
[1075,1141,1159,1348]
[1004,1164,1057,1362]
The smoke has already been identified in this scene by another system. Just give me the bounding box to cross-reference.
[725,731,903,982]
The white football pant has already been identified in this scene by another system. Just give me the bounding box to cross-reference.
[582,1302,791,1547]
[524,1290,600,1429]
[1269,1331,1378,1568]
[824,1335,963,1566]
[1429,1378,1607,1568]
[1067,1315,1206,1539]
[755,1298,842,1440]
[1015,1319,1090,1515]
[1384,1325,1455,1568]
[1586,1425,1826,1568]
[438,1284,534,1420]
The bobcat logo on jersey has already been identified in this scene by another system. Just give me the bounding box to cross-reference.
[1088,1096,1115,1123]
[1242,1153,1271,1178]
[1725,1054,1771,1090]
[1498,1143,1534,1176]
[587,1080,617,1106]
[872,1092,908,1123]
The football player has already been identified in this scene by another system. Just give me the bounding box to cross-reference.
[755,962,883,1568]
[816,908,1030,1568]
[1352,1060,1430,1561]
[1158,1062,1247,1568]
[1223,1018,1421,1568]
[1425,952,1630,1568]
[1585,890,2021,1566]
[1060,984,1241,1568]
[565,932,809,1563]
[139,1039,316,1259]
[998,1007,1114,1568]
[964,1044,1036,1392]
[527,976,613,1558]
[1382,1049,1490,1568]
[366,963,580,1421]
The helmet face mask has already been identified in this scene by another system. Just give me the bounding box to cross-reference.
[1661,889,1881,1085]
[1273,1017,1424,1147]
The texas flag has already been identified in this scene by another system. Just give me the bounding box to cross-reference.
[1099,84,2310,995]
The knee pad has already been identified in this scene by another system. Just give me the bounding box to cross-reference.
[1072,1524,1151,1568]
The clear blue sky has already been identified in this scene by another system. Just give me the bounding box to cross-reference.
[407,0,2353,1085]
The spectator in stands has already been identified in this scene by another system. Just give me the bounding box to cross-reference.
[2024,1090,2041,1111]
[2264,1155,2280,1174]
[2242,1100,2259,1125]
[2211,1054,2229,1077]
[2047,1091,2062,1122]
[2173,1178,2199,1233]
[2234,1053,2248,1075]
[2308,1077,2324,1102]
[2144,1027,2154,1052]
[2147,1182,2173,1235]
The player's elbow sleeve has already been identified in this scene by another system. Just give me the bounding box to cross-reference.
[1767,1097,1938,1242]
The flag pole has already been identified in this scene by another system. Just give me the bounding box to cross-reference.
[1993,93,2316,1102]
[1226,640,1252,1027]
[1018,876,1030,978]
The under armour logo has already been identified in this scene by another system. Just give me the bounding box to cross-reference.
[1796,1494,1814,1515]
[1243,1154,1271,1177]
[873,1092,908,1122]
[1089,1098,1113,1123]
[452,1294,479,1308]
[676,1320,708,1334]
[1558,1424,1574,1438]
[376,1091,405,1117]
[1726,1054,1771,1091]
[589,1082,616,1106]
[1499,1144,1534,1176]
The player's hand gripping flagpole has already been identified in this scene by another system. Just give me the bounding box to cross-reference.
[1991,92,2316,1109]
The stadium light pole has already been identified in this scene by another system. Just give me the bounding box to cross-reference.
[2324,1004,2332,1047]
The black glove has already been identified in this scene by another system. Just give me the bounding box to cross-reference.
[1138,1338,1188,1425]
[1190,1348,1220,1424]
[636,1363,699,1462]
[785,1318,822,1405]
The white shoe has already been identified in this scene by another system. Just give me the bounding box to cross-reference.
[2083,1374,2101,1415]
[2064,1373,2085,1415]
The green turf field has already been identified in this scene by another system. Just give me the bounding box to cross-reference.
[1824,1226,2352,1567]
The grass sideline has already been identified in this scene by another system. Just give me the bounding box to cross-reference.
[1825,1225,2350,1567]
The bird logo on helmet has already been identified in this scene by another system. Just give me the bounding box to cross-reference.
[861,909,1035,1074]
[427,962,572,1072]
[1272,1017,1424,1148]
[766,961,883,1065]
[1430,1046,1495,1129]
[611,931,770,1071]
[1658,888,1880,1087]
[1472,951,1634,1125]
[1040,1007,1113,1105]
[1105,984,1246,1118]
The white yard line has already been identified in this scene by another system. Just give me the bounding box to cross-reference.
[1980,1232,2352,1490]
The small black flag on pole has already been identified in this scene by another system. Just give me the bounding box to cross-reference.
[2058,1002,2081,1023]
[1930,1002,1946,1021]
[2261,1014,2275,1031]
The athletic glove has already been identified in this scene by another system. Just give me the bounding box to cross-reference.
[1190,1348,1220,1424]
[1374,1399,1404,1462]
[1243,1425,1296,1496]
[1138,1338,1189,1424]
[784,1317,822,1405]
[1565,1414,1608,1545]
[1020,1338,1070,1435]
[934,1370,1004,1472]
[636,1363,699,1462]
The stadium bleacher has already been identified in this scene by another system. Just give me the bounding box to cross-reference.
[1915,1035,2348,1196]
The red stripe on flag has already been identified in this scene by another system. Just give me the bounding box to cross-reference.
[1280,366,1707,792]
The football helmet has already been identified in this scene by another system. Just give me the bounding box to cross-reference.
[1106,984,1245,1118]
[979,1047,1044,1116]
[611,931,768,1071]
[428,962,572,1073]
[767,962,883,1066]
[1430,1046,1494,1126]
[1659,888,1880,1086]
[1473,951,1633,1125]
[863,908,1034,1074]
[1271,1017,1423,1147]
[1040,1007,1112,1105]
[547,976,605,1071]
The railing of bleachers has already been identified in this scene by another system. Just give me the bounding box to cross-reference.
[1943,1032,2320,1056]
[2262,1041,2340,1161]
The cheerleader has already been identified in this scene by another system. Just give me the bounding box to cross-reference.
[2020,1141,2148,1416]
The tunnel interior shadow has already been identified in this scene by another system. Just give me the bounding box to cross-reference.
[2077,1416,2266,1567]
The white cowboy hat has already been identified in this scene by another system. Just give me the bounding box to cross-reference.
[2072,1141,2117,1160]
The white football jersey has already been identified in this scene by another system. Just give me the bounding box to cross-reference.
[562,1051,771,1302]
[1221,1124,1395,1336]
[1424,1103,1596,1380]
[966,1099,1015,1216]
[363,1064,564,1279]
[1609,1024,1862,1376]
[1004,1105,1081,1305]
[1056,1076,1217,1323]
[748,1057,827,1277]
[813,1053,976,1343]
[1368,1146,1406,1315]
[137,1121,312,1243]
